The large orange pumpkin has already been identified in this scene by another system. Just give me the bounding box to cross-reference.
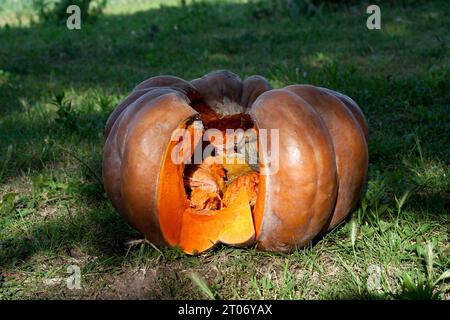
[103,70,368,254]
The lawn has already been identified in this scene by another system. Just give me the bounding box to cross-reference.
[0,0,449,300]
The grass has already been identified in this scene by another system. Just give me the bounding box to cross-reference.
[0,0,449,300]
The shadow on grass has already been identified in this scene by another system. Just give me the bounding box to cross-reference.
[0,201,136,269]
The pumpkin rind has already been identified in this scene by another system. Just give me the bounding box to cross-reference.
[285,85,368,230]
[240,75,273,109]
[191,70,244,116]
[190,70,273,116]
[320,87,369,139]
[103,90,197,246]
[249,89,338,252]
[104,76,197,139]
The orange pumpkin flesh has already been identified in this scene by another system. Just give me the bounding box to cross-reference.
[103,70,368,254]
[154,111,264,254]
[179,188,254,255]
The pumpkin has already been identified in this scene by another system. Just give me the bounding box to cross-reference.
[103,70,368,254]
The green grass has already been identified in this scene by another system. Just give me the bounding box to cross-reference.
[0,0,449,300]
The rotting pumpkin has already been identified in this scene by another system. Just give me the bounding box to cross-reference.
[103,70,368,254]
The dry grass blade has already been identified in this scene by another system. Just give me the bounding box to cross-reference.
[188,272,216,300]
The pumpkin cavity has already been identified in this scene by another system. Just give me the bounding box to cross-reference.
[157,101,263,254]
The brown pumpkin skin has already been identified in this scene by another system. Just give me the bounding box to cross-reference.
[249,89,338,251]
[103,70,368,253]
[191,70,243,108]
[190,70,273,115]
[104,76,198,139]
[241,75,273,109]
[103,87,198,246]
[284,85,368,230]
[320,87,369,139]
